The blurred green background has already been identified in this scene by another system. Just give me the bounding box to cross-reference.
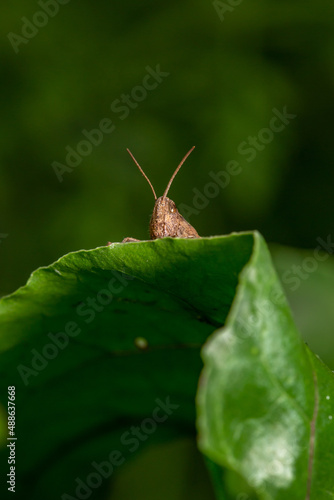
[1,0,334,498]
[2,0,334,297]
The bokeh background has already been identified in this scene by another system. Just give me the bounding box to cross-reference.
[1,0,334,498]
[2,0,334,296]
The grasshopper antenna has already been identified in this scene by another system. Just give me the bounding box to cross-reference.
[127,149,157,200]
[162,146,195,201]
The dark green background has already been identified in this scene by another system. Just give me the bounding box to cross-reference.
[1,0,334,296]
[1,1,334,499]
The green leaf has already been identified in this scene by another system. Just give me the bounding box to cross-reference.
[197,233,334,500]
[0,234,253,500]
[1,232,333,500]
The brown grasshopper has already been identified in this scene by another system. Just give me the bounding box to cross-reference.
[118,147,200,243]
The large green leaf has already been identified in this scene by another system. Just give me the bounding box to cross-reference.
[197,234,334,500]
[0,232,333,500]
[0,234,252,500]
